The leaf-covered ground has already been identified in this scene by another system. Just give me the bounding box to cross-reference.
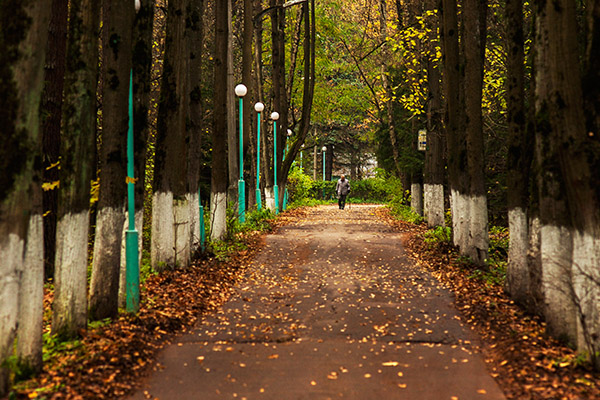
[12,205,599,399]
[379,208,600,400]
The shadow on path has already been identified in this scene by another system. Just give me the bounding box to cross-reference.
[130,205,505,400]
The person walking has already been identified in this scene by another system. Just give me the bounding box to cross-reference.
[336,175,350,210]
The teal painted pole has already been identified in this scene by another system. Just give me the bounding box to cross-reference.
[255,102,264,211]
[322,146,327,200]
[199,188,205,252]
[272,112,279,214]
[235,85,247,223]
[125,69,139,313]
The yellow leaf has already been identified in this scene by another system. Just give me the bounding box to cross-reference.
[382,361,399,366]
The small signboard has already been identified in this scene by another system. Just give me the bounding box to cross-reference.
[418,129,427,151]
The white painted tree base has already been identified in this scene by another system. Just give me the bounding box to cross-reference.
[188,191,200,253]
[152,191,175,271]
[210,191,227,241]
[0,232,24,390]
[541,224,577,343]
[424,183,444,227]
[507,207,529,303]
[451,189,469,251]
[467,194,489,266]
[410,183,423,216]
[264,186,275,212]
[18,214,44,369]
[174,197,190,268]
[572,230,600,355]
[53,211,90,336]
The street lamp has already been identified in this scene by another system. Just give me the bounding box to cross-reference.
[126,0,142,313]
[300,144,304,172]
[322,146,327,181]
[235,84,247,222]
[286,129,292,159]
[271,112,280,214]
[254,102,264,210]
[322,145,327,199]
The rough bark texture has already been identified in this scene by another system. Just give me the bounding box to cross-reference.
[440,0,467,251]
[52,0,101,339]
[0,1,49,392]
[463,0,488,266]
[424,0,445,228]
[41,0,68,280]
[380,0,401,176]
[188,0,205,251]
[227,0,237,206]
[152,0,190,269]
[505,0,532,305]
[534,0,579,345]
[89,0,134,320]
[211,0,230,240]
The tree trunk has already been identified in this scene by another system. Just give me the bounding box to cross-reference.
[505,0,532,305]
[89,0,134,320]
[534,0,578,345]
[227,0,238,207]
[243,0,255,210]
[441,0,468,252]
[0,1,49,392]
[52,0,101,340]
[462,0,488,266]
[211,0,230,240]
[152,0,190,269]
[41,0,68,281]
[188,0,205,252]
[380,0,401,176]
[424,0,445,228]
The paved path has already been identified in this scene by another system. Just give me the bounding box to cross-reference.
[130,205,505,400]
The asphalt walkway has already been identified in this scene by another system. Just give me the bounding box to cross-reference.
[130,205,505,400]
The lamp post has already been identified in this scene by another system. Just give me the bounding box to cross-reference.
[322,145,327,200]
[254,102,264,210]
[235,84,247,222]
[286,129,292,158]
[271,112,280,214]
[300,144,304,172]
[322,146,327,181]
[125,0,142,313]
[283,129,293,210]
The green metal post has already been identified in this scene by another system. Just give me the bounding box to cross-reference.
[256,110,261,210]
[125,69,139,313]
[273,120,279,214]
[199,188,205,252]
[238,96,245,223]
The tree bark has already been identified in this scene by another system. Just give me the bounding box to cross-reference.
[41,0,68,281]
[52,0,101,340]
[463,0,488,266]
[380,0,401,176]
[152,0,190,269]
[440,0,467,251]
[89,0,134,320]
[211,0,230,240]
[424,0,445,228]
[0,1,49,392]
[243,0,256,209]
[188,0,205,252]
[505,0,533,305]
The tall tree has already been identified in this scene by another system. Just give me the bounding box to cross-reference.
[41,0,69,280]
[152,0,191,269]
[89,0,135,320]
[505,0,532,305]
[211,0,230,240]
[379,0,401,177]
[188,0,205,252]
[440,0,468,251]
[0,1,50,392]
[463,0,489,266]
[52,0,101,339]
[423,1,445,228]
